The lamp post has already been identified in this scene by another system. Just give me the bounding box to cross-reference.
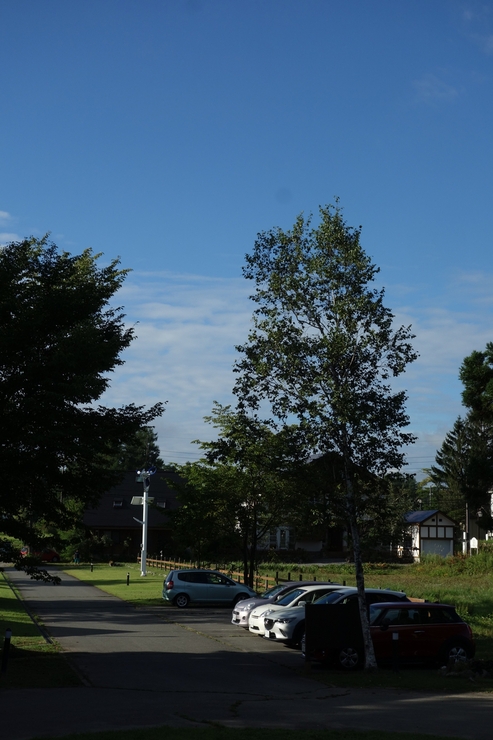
[131,466,156,576]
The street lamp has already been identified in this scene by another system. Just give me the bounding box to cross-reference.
[131,466,157,576]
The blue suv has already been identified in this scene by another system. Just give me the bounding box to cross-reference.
[163,569,256,608]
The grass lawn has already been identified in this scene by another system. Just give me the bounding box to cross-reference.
[29,728,466,740]
[0,569,81,688]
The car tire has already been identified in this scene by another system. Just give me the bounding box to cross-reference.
[337,645,361,670]
[174,593,190,608]
[289,623,305,649]
[232,593,250,606]
[440,640,472,665]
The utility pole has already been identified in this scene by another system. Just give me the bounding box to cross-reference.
[131,466,156,576]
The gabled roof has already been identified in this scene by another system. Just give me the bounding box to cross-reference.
[405,510,440,524]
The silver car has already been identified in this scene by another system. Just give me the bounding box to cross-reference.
[231,580,337,628]
[163,569,256,608]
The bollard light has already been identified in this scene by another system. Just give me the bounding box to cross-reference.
[126,572,130,586]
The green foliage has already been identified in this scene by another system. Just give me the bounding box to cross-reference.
[169,403,301,584]
[460,342,493,422]
[427,416,493,527]
[233,203,418,667]
[425,343,493,530]
[0,236,164,576]
[104,427,164,473]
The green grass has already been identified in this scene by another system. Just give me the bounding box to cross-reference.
[64,562,167,605]
[29,728,465,740]
[0,570,81,688]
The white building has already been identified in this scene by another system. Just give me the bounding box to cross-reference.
[404,510,456,560]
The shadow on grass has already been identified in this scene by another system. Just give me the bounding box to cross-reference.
[0,644,82,689]
[302,661,493,693]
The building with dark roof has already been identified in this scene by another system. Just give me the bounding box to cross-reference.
[83,469,181,559]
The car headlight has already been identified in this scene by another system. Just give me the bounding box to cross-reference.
[260,610,272,617]
[276,617,296,624]
[240,602,255,610]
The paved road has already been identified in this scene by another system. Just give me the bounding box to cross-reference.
[2,567,493,740]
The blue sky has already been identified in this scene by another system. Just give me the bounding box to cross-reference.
[1,0,492,475]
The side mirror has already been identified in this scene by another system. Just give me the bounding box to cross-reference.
[298,601,306,607]
[380,618,390,632]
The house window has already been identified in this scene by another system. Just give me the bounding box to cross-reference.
[156,500,166,508]
[446,527,453,538]
[113,499,123,508]
[421,526,428,537]
[437,526,444,538]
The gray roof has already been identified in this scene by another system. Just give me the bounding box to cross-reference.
[405,510,440,524]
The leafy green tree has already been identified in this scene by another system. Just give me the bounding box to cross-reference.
[0,236,164,576]
[233,203,417,668]
[105,427,164,472]
[171,403,301,584]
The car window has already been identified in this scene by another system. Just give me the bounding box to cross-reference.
[277,589,305,606]
[381,608,423,625]
[366,593,403,605]
[369,605,384,624]
[421,608,458,624]
[191,573,209,584]
[207,573,232,585]
[301,589,326,604]
[262,584,287,599]
[313,591,347,605]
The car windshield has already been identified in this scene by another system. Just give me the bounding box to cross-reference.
[313,591,348,605]
[261,584,287,599]
[369,605,384,624]
[276,588,305,606]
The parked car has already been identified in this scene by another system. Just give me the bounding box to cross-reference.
[231,580,339,628]
[305,601,475,669]
[162,569,256,608]
[20,547,60,563]
[265,587,409,648]
[248,584,342,635]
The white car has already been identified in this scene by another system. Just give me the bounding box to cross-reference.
[247,584,341,635]
[264,587,409,647]
[231,580,331,628]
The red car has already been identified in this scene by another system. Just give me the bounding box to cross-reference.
[20,547,60,563]
[306,601,475,669]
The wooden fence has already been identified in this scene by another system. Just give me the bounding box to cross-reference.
[138,556,338,592]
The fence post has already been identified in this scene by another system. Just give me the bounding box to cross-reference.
[275,571,279,584]
[287,571,291,581]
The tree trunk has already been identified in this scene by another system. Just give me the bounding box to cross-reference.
[345,474,378,670]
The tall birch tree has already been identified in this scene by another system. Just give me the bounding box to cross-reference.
[234,203,417,669]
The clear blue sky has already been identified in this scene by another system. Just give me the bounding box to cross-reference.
[1,0,492,474]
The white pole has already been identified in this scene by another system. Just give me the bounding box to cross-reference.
[141,476,149,577]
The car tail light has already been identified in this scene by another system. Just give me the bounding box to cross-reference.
[166,580,174,589]
[466,624,473,639]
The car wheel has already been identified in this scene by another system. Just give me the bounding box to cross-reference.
[174,593,190,608]
[337,646,361,670]
[289,623,305,649]
[232,593,250,606]
[441,640,472,665]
